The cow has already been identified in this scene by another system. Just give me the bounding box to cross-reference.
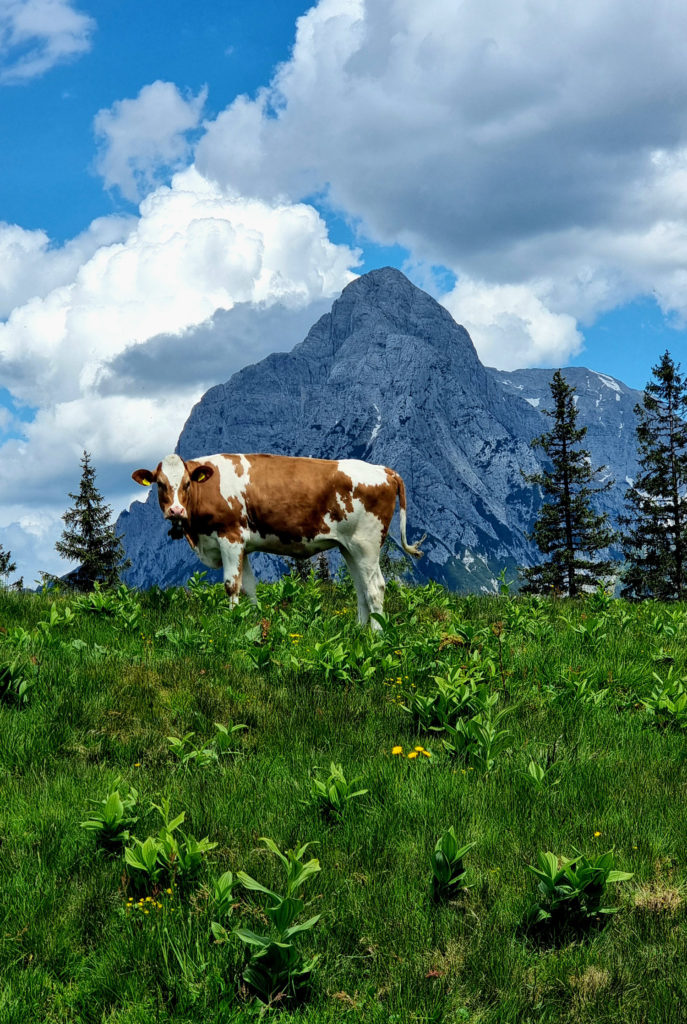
[132,453,424,627]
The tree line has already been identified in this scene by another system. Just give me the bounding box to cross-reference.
[522,350,687,600]
[1,349,687,598]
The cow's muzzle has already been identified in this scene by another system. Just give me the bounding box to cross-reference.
[166,509,188,540]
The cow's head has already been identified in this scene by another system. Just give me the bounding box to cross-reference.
[132,454,214,537]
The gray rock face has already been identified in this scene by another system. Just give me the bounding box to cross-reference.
[117,268,643,592]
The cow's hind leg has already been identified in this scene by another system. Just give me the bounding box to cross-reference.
[242,554,258,605]
[341,548,370,626]
[342,542,386,629]
[217,537,244,608]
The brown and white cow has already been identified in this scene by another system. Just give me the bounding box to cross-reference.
[132,453,424,627]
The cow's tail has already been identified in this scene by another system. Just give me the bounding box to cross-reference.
[393,472,426,559]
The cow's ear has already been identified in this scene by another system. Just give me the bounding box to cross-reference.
[190,464,214,483]
[132,468,156,486]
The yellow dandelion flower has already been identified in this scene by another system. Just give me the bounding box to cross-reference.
[392,745,403,755]
[134,762,141,767]
[408,751,419,759]
[415,745,425,752]
[166,887,173,894]
[421,750,432,758]
[594,830,602,837]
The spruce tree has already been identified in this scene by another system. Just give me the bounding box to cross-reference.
[620,351,687,601]
[55,450,129,589]
[521,370,617,596]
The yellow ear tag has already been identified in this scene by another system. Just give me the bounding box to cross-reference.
[197,472,206,481]
[142,478,152,486]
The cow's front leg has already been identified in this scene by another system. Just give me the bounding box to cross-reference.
[217,537,244,608]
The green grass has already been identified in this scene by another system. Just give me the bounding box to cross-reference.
[1,577,686,1022]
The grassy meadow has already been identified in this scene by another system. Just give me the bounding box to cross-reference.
[1,574,686,1023]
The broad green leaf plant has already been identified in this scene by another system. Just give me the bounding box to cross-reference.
[235,838,322,1007]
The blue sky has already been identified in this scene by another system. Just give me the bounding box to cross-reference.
[2,0,687,584]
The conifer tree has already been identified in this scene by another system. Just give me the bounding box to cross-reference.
[521,370,617,596]
[620,351,687,601]
[55,450,129,589]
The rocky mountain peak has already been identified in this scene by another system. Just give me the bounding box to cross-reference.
[117,269,644,593]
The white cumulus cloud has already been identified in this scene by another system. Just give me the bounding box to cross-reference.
[0,0,94,83]
[442,278,583,370]
[0,166,359,407]
[94,81,208,201]
[194,0,687,363]
[0,165,359,583]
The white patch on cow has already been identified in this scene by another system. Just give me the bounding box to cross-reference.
[160,452,188,513]
[195,531,222,569]
[161,454,185,489]
[202,452,249,508]
[217,534,243,605]
[337,458,388,489]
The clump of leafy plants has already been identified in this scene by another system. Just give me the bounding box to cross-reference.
[523,849,633,939]
[641,671,687,730]
[0,657,36,705]
[124,797,216,889]
[234,838,322,1007]
[430,827,474,903]
[442,707,513,772]
[81,778,138,852]
[167,721,247,769]
[307,762,368,819]
[400,668,497,733]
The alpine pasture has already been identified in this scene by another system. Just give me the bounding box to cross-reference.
[1,574,685,1023]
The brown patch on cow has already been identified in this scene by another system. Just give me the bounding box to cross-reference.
[242,455,357,543]
[353,467,398,540]
[227,454,244,477]
[184,459,248,542]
